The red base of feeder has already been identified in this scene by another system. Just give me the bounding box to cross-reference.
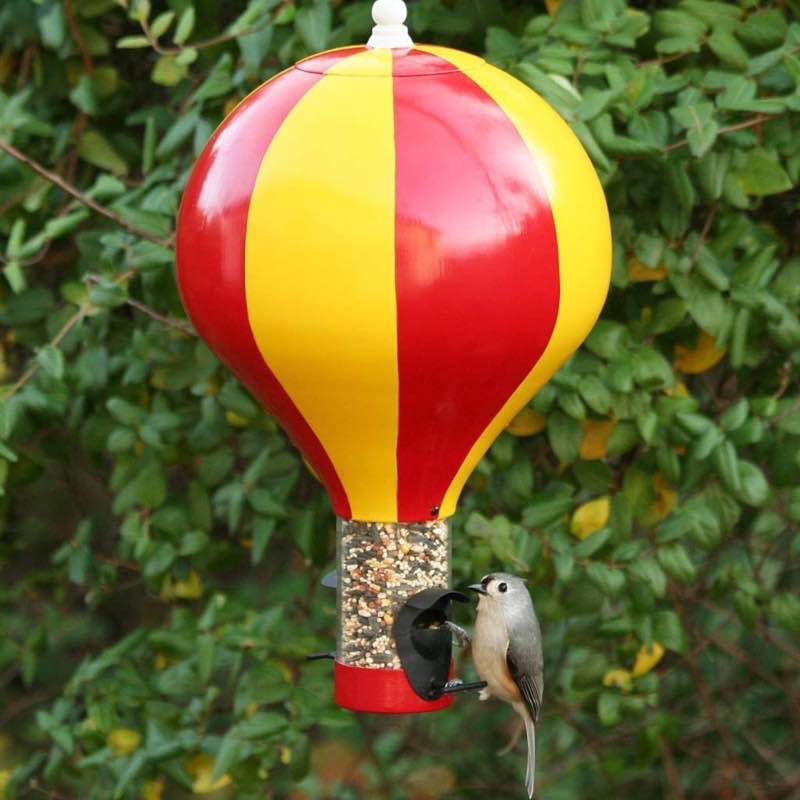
[334,661,453,714]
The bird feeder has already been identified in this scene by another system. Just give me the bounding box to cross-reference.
[176,0,611,714]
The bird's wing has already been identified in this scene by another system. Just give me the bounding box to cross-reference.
[506,640,542,723]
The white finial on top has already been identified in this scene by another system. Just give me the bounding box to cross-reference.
[367,0,413,49]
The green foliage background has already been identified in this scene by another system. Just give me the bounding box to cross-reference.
[1,0,800,797]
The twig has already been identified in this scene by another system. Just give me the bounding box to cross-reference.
[690,204,717,267]
[28,781,74,800]
[670,584,766,800]
[0,687,60,727]
[142,17,273,55]
[663,114,772,154]
[124,297,195,335]
[659,737,686,800]
[64,0,94,74]
[0,139,174,248]
[3,272,136,400]
[3,305,90,400]
[637,51,695,68]
[139,0,295,56]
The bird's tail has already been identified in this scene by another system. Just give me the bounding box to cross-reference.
[524,715,536,799]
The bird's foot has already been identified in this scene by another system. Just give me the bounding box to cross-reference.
[443,620,471,648]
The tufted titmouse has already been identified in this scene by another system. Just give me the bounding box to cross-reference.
[469,573,543,798]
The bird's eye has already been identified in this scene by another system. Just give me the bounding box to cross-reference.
[498,582,508,593]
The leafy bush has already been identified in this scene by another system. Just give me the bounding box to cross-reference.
[1,0,799,798]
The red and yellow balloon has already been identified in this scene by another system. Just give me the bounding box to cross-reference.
[176,45,611,523]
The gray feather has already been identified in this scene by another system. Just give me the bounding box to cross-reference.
[524,712,536,798]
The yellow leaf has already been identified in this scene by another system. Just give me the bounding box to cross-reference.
[0,50,14,85]
[107,728,142,757]
[631,641,665,677]
[673,330,726,374]
[0,769,9,800]
[506,408,547,436]
[579,419,616,460]
[545,0,562,15]
[0,346,10,382]
[142,778,165,800]
[225,410,250,428]
[154,653,170,670]
[186,754,232,795]
[653,473,677,520]
[602,669,632,690]
[628,256,667,283]
[665,380,689,397]
[173,570,203,599]
[280,746,291,765]
[570,496,610,539]
[244,703,258,719]
[223,97,239,117]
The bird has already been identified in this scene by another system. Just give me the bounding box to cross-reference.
[469,573,543,798]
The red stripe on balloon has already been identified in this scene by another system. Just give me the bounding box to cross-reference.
[392,53,560,521]
[391,48,464,77]
[295,46,367,74]
[176,66,352,518]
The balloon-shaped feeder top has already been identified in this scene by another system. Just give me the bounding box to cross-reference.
[176,0,612,525]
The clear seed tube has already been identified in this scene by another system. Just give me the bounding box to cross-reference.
[337,518,451,669]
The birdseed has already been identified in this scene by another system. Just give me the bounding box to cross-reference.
[337,518,451,669]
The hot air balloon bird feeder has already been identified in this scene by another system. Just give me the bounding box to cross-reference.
[176,0,611,714]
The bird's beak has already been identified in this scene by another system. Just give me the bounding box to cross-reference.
[468,583,487,595]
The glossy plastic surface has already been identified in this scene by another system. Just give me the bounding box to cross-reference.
[176,45,612,523]
[334,660,453,714]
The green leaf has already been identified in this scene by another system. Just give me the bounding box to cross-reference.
[735,151,792,197]
[295,1,331,51]
[174,5,196,45]
[547,411,583,464]
[768,592,800,633]
[736,460,770,506]
[78,130,128,175]
[117,35,150,48]
[597,692,622,726]
[151,55,188,86]
[251,517,275,565]
[586,562,626,594]
[738,9,787,49]
[36,345,65,379]
[149,10,175,39]
[143,541,176,577]
[653,610,687,653]
[658,543,697,583]
[707,30,749,71]
[629,558,667,598]
[69,75,98,115]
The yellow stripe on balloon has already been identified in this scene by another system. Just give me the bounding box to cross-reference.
[420,46,612,515]
[245,48,400,521]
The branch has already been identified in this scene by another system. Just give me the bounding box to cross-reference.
[139,0,294,56]
[64,0,94,74]
[3,305,90,400]
[658,737,686,800]
[669,584,766,800]
[141,16,274,55]
[83,274,195,335]
[126,297,196,335]
[663,114,772,155]
[0,139,174,248]
[3,272,135,401]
